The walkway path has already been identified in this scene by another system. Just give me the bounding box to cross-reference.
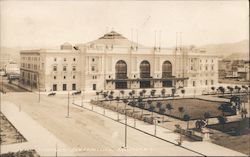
[1,101,75,156]
[74,100,247,156]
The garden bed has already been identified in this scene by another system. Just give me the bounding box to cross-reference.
[1,150,40,157]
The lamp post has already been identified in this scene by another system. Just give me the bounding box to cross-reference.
[66,91,70,118]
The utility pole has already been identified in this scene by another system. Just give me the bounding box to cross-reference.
[38,73,40,103]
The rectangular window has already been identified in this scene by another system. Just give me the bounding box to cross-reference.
[91,66,95,71]
[73,75,75,79]
[73,58,76,61]
[64,58,66,61]
[54,58,57,62]
[193,81,195,87]
[72,66,76,71]
[54,76,56,80]
[53,66,57,71]
[72,84,76,90]
[191,66,193,70]
[53,84,57,91]
[64,76,66,79]
[93,84,96,90]
[211,80,214,85]
[63,66,67,71]
[206,66,208,70]
[63,84,67,91]
[211,65,214,70]
[205,80,208,85]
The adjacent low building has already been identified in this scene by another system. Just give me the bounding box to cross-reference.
[19,31,218,93]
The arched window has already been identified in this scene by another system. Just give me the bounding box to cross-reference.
[115,60,127,79]
[140,60,150,78]
[162,61,172,78]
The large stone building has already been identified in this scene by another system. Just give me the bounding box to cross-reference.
[20,31,218,93]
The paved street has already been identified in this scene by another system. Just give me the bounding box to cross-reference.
[2,92,202,156]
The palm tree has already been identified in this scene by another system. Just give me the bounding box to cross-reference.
[204,112,211,125]
[217,115,227,132]
[166,103,173,115]
[181,89,185,98]
[235,85,241,93]
[183,114,191,130]
[161,88,166,98]
[120,90,125,99]
[178,107,185,118]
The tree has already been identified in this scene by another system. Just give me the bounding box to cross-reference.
[132,90,136,97]
[142,89,147,98]
[103,92,108,100]
[108,94,113,105]
[178,107,185,118]
[181,89,185,98]
[218,86,225,96]
[138,102,145,116]
[227,86,234,96]
[159,108,166,122]
[147,100,153,110]
[115,96,120,111]
[96,91,100,101]
[235,85,241,93]
[204,112,211,125]
[110,90,114,96]
[129,92,133,99]
[148,105,155,118]
[171,88,176,105]
[211,87,215,94]
[156,101,162,109]
[183,114,191,130]
[240,108,248,119]
[166,103,173,115]
[217,115,227,132]
[161,88,166,98]
[120,90,125,99]
[150,90,156,100]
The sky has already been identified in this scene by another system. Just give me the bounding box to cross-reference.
[0,0,249,49]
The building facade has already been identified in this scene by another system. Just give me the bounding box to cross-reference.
[20,31,218,93]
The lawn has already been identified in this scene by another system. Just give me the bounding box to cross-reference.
[0,112,26,145]
[154,98,233,120]
[208,118,250,155]
[100,98,233,121]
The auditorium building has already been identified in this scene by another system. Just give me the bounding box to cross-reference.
[19,31,218,94]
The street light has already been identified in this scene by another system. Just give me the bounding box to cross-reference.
[123,99,129,149]
[66,91,70,118]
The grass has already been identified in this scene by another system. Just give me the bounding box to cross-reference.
[101,98,233,121]
[208,118,250,155]
[1,150,40,157]
[154,98,233,120]
[0,112,26,145]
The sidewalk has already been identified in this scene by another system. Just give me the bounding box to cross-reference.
[1,101,76,156]
[74,100,247,156]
